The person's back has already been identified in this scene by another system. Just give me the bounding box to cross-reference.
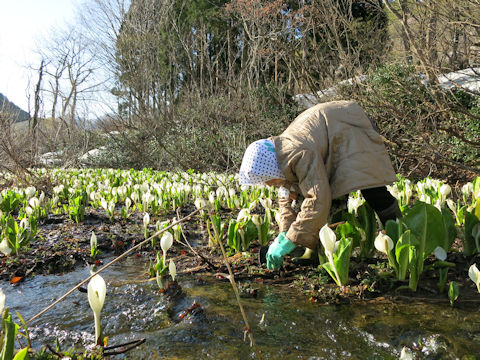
[273,100,397,199]
[239,100,401,269]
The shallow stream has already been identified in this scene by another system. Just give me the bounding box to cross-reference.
[3,256,480,359]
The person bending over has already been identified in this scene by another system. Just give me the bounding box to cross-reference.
[238,100,401,270]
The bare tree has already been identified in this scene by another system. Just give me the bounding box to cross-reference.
[326,0,480,180]
[32,26,103,163]
[29,60,45,165]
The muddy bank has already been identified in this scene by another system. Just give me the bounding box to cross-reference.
[2,206,479,310]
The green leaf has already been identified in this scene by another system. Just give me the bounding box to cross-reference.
[227,220,238,251]
[473,177,480,195]
[448,281,459,306]
[12,348,28,360]
[333,237,353,286]
[260,223,270,246]
[322,262,340,286]
[408,246,419,291]
[464,211,479,256]
[441,207,457,251]
[475,199,480,220]
[395,242,410,281]
[1,312,19,360]
[403,202,446,258]
[337,222,361,248]
[385,218,404,246]
[243,220,258,251]
[356,203,377,258]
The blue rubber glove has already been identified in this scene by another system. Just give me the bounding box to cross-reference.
[266,232,296,270]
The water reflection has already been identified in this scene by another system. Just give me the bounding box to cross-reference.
[2,257,479,359]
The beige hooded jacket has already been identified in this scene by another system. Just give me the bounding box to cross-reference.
[271,100,397,249]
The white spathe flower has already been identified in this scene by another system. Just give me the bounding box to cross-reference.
[25,206,33,217]
[216,186,227,199]
[143,213,150,227]
[439,184,451,199]
[446,199,456,214]
[234,198,241,208]
[140,183,149,194]
[416,182,426,195]
[118,185,127,198]
[433,246,447,261]
[169,260,177,281]
[131,192,139,202]
[39,192,45,204]
[0,288,5,315]
[347,196,363,214]
[194,198,207,210]
[87,274,106,344]
[462,182,473,197]
[161,232,174,263]
[108,201,115,214]
[374,233,394,255]
[419,194,431,204]
[386,184,399,199]
[237,208,250,222]
[259,198,272,210]
[19,218,29,229]
[142,191,154,205]
[88,274,106,314]
[29,197,39,209]
[319,225,337,255]
[100,198,108,211]
[0,237,11,256]
[53,185,64,195]
[399,346,414,360]
[125,197,132,210]
[208,191,216,205]
[469,264,480,292]
[90,232,97,249]
[24,187,36,199]
[251,214,262,226]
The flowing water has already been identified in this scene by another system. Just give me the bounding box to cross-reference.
[3,256,480,359]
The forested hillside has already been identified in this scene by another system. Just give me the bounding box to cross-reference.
[1,0,479,181]
[0,93,30,122]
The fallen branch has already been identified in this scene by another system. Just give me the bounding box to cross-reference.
[103,338,146,356]
[207,210,262,359]
[176,208,219,270]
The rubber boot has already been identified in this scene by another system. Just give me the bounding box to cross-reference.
[376,199,402,227]
[293,245,320,267]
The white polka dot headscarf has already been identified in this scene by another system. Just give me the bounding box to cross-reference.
[238,139,286,185]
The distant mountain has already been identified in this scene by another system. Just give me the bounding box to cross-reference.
[0,93,30,122]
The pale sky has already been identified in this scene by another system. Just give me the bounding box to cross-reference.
[0,0,82,112]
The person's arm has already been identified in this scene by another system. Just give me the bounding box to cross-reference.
[285,150,332,249]
[277,195,297,232]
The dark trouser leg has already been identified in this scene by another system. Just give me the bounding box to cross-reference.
[361,186,402,226]
[292,245,320,266]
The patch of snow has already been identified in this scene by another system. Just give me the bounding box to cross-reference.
[437,67,480,92]
[294,68,480,107]
[79,146,107,162]
[38,151,63,166]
